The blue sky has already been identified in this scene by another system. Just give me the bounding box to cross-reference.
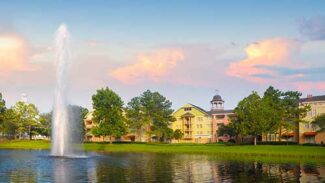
[0,0,325,112]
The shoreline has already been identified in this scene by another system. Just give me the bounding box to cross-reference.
[1,140,325,159]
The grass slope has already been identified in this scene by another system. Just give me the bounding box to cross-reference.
[1,140,325,159]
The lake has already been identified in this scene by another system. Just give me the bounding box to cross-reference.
[0,150,324,182]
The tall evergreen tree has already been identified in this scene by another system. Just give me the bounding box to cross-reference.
[125,97,148,142]
[126,90,175,142]
[280,91,310,142]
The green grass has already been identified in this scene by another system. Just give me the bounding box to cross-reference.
[0,140,50,150]
[1,140,325,160]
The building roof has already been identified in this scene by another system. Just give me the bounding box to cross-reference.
[189,103,209,114]
[300,95,325,103]
[209,109,234,115]
[173,103,210,116]
[211,95,224,102]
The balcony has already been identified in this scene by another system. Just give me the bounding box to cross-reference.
[303,132,316,136]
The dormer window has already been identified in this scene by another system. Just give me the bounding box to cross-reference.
[184,107,192,111]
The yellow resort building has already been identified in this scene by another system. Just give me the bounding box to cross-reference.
[171,103,213,143]
[171,95,235,143]
[299,95,325,144]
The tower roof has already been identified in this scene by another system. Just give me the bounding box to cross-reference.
[211,94,224,103]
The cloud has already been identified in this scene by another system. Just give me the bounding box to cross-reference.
[84,40,106,48]
[111,48,185,84]
[226,38,301,83]
[0,34,34,75]
[293,81,325,92]
[298,15,325,40]
[30,45,53,63]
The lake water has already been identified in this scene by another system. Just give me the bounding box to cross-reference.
[0,150,324,183]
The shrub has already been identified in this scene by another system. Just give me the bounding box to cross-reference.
[228,139,236,144]
[225,142,235,146]
[302,143,321,146]
[257,141,298,145]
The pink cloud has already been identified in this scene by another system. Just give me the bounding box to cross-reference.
[0,34,35,75]
[111,48,185,84]
[226,38,301,83]
[293,81,325,91]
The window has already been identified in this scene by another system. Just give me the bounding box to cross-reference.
[305,136,315,143]
[197,124,200,128]
[184,107,192,111]
[197,117,203,121]
[307,111,312,117]
[200,124,203,128]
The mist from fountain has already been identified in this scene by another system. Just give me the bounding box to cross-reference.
[51,24,72,157]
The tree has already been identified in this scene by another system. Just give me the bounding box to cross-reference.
[280,91,310,142]
[164,128,174,143]
[217,124,236,137]
[312,114,325,133]
[125,97,147,142]
[126,90,175,142]
[1,108,19,138]
[36,112,52,138]
[12,101,40,140]
[227,115,249,144]
[92,87,127,143]
[235,92,270,145]
[0,93,6,135]
[173,129,183,142]
[225,86,311,145]
[262,86,283,141]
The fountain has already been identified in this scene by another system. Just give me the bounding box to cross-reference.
[51,24,73,157]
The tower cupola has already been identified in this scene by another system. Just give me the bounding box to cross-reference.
[211,94,224,110]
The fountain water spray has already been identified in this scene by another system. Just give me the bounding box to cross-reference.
[51,24,72,156]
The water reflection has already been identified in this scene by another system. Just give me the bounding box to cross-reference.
[0,150,324,182]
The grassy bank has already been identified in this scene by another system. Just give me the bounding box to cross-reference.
[1,140,325,159]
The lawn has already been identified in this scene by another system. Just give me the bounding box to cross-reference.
[1,140,325,159]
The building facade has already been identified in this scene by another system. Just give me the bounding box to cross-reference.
[171,103,213,143]
[209,95,235,142]
[299,95,325,144]
[171,95,235,143]
[263,94,325,144]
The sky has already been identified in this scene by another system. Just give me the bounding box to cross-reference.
[0,0,325,112]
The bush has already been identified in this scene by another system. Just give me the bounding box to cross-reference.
[225,141,235,146]
[228,139,236,144]
[257,141,298,145]
[84,141,147,144]
[302,143,321,146]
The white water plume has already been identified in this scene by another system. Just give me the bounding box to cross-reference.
[51,24,72,156]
